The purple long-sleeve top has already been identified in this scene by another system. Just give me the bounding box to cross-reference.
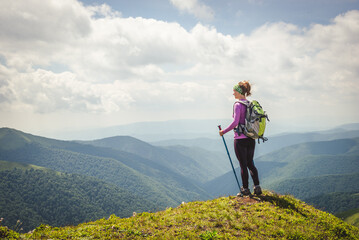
[222,100,248,139]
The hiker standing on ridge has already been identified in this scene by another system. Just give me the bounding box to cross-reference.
[219,81,262,196]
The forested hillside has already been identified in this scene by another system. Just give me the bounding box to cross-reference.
[267,173,359,199]
[0,128,212,232]
[305,192,359,214]
[0,128,209,206]
[0,162,157,232]
[258,138,359,196]
[336,208,359,228]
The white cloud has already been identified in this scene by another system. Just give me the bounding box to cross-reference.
[170,0,214,21]
[0,0,92,71]
[87,3,121,18]
[0,68,134,113]
[0,0,91,43]
[0,0,358,132]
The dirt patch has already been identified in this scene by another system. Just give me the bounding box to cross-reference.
[234,195,262,206]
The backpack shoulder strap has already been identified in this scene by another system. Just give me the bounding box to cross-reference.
[232,100,250,117]
[237,100,251,106]
[232,100,248,114]
[237,100,250,106]
[233,100,249,135]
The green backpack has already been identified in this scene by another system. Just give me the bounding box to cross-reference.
[235,100,269,143]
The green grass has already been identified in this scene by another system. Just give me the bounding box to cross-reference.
[8,191,357,239]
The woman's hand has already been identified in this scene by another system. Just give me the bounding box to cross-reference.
[219,130,224,136]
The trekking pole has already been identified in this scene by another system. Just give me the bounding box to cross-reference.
[218,125,241,192]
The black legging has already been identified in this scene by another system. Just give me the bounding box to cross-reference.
[234,138,259,189]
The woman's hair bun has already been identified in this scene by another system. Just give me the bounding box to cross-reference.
[239,80,251,97]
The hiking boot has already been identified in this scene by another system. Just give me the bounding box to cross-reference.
[240,187,251,196]
[254,185,262,196]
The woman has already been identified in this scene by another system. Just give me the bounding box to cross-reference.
[219,81,262,196]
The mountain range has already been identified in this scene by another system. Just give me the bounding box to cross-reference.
[0,127,214,231]
[77,136,228,184]
[1,123,359,231]
[204,137,359,219]
[152,122,359,157]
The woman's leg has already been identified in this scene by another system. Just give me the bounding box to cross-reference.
[246,138,260,186]
[234,139,249,189]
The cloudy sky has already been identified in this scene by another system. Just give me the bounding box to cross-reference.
[1,0,359,138]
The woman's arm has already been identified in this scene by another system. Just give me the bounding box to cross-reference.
[221,102,241,135]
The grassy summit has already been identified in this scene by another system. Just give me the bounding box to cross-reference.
[3,191,359,239]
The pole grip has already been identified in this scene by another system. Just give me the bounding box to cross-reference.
[218,125,222,130]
